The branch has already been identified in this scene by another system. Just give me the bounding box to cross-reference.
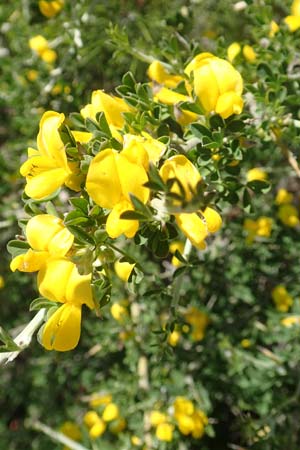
[0,309,46,366]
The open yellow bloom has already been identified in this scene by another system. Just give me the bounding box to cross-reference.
[272,285,293,312]
[185,53,243,118]
[10,214,74,272]
[102,403,119,422]
[29,35,49,55]
[20,111,83,199]
[39,0,64,18]
[275,189,293,205]
[150,411,169,427]
[278,204,299,227]
[227,42,241,62]
[86,148,149,238]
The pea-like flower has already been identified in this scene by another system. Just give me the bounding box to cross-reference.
[38,0,64,18]
[20,111,83,199]
[185,53,243,119]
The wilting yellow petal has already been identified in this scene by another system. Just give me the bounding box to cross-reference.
[42,303,82,351]
[10,249,48,272]
[106,200,139,239]
[175,213,207,249]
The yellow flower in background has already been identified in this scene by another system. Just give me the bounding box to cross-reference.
[185,53,243,119]
[243,217,273,244]
[27,70,38,82]
[83,411,107,439]
[284,15,300,31]
[84,411,101,428]
[243,45,256,62]
[275,188,293,205]
[246,167,267,182]
[169,241,185,267]
[292,0,300,16]
[110,417,126,434]
[184,307,209,341]
[272,285,293,312]
[269,20,279,37]
[173,397,207,439]
[131,435,142,446]
[174,397,194,418]
[150,411,169,426]
[29,35,49,55]
[20,111,83,199]
[39,0,64,18]
[278,204,299,227]
[241,338,252,348]
[191,410,208,439]
[227,42,241,62]
[155,422,174,442]
[102,403,119,422]
[168,330,181,346]
[114,260,135,281]
[86,148,149,238]
[89,393,113,408]
[110,301,128,322]
[40,48,57,63]
[60,421,81,441]
[0,276,4,289]
[281,315,300,327]
[148,60,183,88]
[10,214,74,273]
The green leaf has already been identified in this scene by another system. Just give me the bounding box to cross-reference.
[66,225,95,245]
[0,326,20,352]
[92,276,112,308]
[120,210,150,221]
[69,197,89,215]
[122,71,136,89]
[29,298,54,311]
[7,240,30,257]
[64,210,90,226]
[190,123,212,139]
[96,111,112,137]
[247,180,271,194]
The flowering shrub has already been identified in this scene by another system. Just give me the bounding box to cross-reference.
[2,1,300,449]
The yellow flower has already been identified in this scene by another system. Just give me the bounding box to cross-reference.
[148,60,183,88]
[60,421,81,441]
[152,86,198,126]
[102,403,119,422]
[39,0,64,18]
[155,423,174,442]
[243,45,256,62]
[89,419,106,439]
[29,35,49,55]
[191,410,208,439]
[292,0,300,16]
[10,214,74,273]
[168,330,181,346]
[281,315,300,327]
[275,189,293,205]
[110,301,128,322]
[27,70,38,81]
[184,307,209,341]
[40,48,57,64]
[278,204,299,227]
[272,285,293,312]
[89,393,113,408]
[0,276,4,289]
[42,303,82,351]
[84,411,101,428]
[246,167,267,182]
[185,53,243,119]
[284,15,300,31]
[174,397,194,418]
[114,260,135,281]
[86,148,149,238]
[227,42,241,62]
[241,338,252,348]
[269,20,279,37]
[80,90,130,140]
[169,241,185,267]
[131,435,142,446]
[122,133,166,168]
[243,217,272,244]
[150,411,168,427]
[20,111,83,199]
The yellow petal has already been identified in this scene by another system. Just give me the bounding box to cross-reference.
[175,213,207,249]
[243,45,256,62]
[71,130,93,143]
[81,90,130,128]
[37,111,66,166]
[201,207,222,233]
[40,49,57,64]
[29,35,48,54]
[292,0,300,16]
[227,42,241,62]
[154,86,188,105]
[10,249,48,272]
[26,214,73,254]
[102,403,119,422]
[106,200,139,239]
[39,0,64,18]
[184,52,215,76]
[114,259,135,281]
[38,258,73,302]
[147,60,183,88]
[215,91,243,119]
[284,15,300,31]
[65,265,94,309]
[160,155,201,202]
[42,303,82,351]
